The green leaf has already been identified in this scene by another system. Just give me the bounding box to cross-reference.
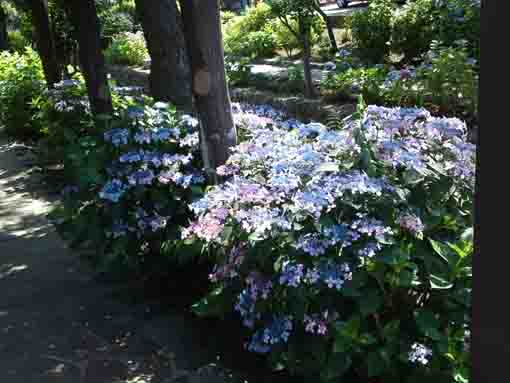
[382,320,400,341]
[460,227,473,242]
[359,290,383,316]
[332,336,352,354]
[430,274,454,290]
[191,287,229,318]
[415,309,441,340]
[429,238,452,264]
[322,353,352,380]
[367,351,387,377]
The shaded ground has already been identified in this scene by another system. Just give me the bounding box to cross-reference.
[0,138,295,383]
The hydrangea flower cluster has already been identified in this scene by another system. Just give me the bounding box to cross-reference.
[186,103,475,360]
[408,343,433,365]
[94,101,204,256]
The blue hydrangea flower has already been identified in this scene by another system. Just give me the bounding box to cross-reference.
[104,128,129,146]
[279,261,305,287]
[99,179,128,202]
[127,169,155,186]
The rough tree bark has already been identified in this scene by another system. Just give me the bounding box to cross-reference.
[179,0,237,179]
[299,17,316,98]
[29,0,61,86]
[0,4,8,51]
[63,0,112,116]
[134,0,192,110]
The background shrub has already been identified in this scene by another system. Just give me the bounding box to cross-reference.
[0,48,45,139]
[7,30,30,53]
[105,31,149,66]
[223,3,278,59]
[434,0,480,60]
[391,0,436,62]
[349,0,393,63]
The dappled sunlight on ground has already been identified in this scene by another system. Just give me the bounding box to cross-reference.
[0,140,54,241]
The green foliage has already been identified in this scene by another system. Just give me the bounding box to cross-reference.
[269,14,325,58]
[415,42,478,121]
[223,3,278,59]
[391,0,436,61]
[321,44,478,123]
[349,0,393,63]
[32,74,93,171]
[96,0,139,43]
[37,79,206,272]
[322,66,388,103]
[434,0,480,60]
[105,31,148,66]
[7,30,29,53]
[0,48,45,139]
[391,0,480,62]
[220,10,237,25]
[225,55,251,87]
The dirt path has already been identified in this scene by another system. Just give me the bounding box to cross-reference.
[0,139,239,383]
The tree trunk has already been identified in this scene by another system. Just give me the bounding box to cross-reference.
[0,4,8,51]
[313,1,338,52]
[63,0,112,116]
[135,0,192,111]
[300,18,316,99]
[179,0,237,179]
[29,0,61,87]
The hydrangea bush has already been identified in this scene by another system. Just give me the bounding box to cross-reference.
[56,96,206,271]
[186,103,473,382]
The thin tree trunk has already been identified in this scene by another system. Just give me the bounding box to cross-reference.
[179,0,237,179]
[313,1,338,52]
[63,0,112,116]
[300,18,316,99]
[135,0,192,110]
[0,4,8,51]
[29,0,61,87]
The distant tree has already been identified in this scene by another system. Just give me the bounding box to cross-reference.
[63,0,112,116]
[134,0,192,110]
[28,0,61,86]
[0,3,8,51]
[266,0,318,98]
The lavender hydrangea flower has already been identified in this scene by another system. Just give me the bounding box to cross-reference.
[262,316,293,345]
[127,169,155,186]
[134,131,152,144]
[396,212,425,237]
[279,261,305,287]
[294,233,330,256]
